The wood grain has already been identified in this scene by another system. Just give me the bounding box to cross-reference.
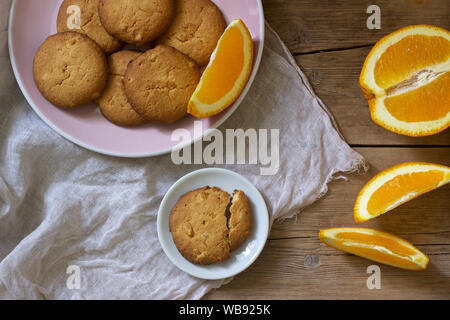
[206,238,450,299]
[207,0,450,300]
[264,0,450,54]
[205,148,450,299]
[270,148,450,239]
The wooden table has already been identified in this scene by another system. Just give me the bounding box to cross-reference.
[205,0,450,299]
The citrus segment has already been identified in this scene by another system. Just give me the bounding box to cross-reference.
[319,228,429,270]
[188,19,254,118]
[196,26,245,104]
[374,34,450,89]
[384,72,450,122]
[360,25,450,136]
[354,162,450,223]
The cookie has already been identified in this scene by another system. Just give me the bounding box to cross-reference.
[57,0,123,54]
[124,45,200,123]
[228,190,253,251]
[33,32,108,109]
[169,186,253,265]
[157,0,226,66]
[97,50,147,126]
[98,0,175,45]
[169,186,231,265]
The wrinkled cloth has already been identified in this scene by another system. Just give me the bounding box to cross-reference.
[0,0,365,299]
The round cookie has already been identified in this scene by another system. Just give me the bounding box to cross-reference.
[97,50,147,126]
[228,190,253,251]
[157,0,226,66]
[57,0,123,54]
[98,0,175,45]
[33,32,108,109]
[124,45,200,123]
[169,186,231,265]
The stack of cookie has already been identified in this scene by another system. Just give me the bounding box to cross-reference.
[33,0,226,126]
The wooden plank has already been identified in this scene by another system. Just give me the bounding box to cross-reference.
[205,148,450,299]
[263,0,450,54]
[205,239,450,299]
[270,147,450,238]
[207,0,450,301]
[295,48,450,145]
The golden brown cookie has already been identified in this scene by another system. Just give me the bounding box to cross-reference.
[169,186,231,265]
[96,50,147,126]
[157,0,226,66]
[57,0,123,54]
[228,190,253,251]
[33,32,108,109]
[124,45,200,123]
[98,0,175,45]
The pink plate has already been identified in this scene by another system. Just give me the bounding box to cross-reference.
[8,0,264,157]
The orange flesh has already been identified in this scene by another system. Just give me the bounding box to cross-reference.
[367,170,444,216]
[336,232,417,256]
[332,239,419,269]
[197,26,245,104]
[374,35,450,89]
[384,72,450,122]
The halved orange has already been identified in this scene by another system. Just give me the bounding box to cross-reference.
[354,162,450,223]
[360,25,450,136]
[188,19,254,118]
[319,227,429,270]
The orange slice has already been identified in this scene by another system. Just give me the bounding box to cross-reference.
[319,227,429,270]
[360,25,450,136]
[354,162,450,223]
[188,19,254,118]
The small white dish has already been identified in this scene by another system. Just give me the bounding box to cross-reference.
[157,168,269,280]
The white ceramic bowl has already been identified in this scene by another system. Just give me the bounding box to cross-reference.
[157,168,269,280]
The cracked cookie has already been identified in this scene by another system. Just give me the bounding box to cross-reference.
[169,186,253,265]
[158,0,226,66]
[96,50,148,126]
[57,0,123,54]
[98,0,175,45]
[228,190,253,251]
[33,32,108,109]
[124,45,200,123]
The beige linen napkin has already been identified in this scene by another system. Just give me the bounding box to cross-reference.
[0,0,365,299]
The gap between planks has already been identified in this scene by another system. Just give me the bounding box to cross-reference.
[292,43,376,56]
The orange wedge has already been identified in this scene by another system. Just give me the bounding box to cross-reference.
[319,227,429,270]
[188,19,254,118]
[354,162,450,223]
[360,25,450,136]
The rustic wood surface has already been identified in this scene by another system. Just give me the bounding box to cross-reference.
[205,0,450,299]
